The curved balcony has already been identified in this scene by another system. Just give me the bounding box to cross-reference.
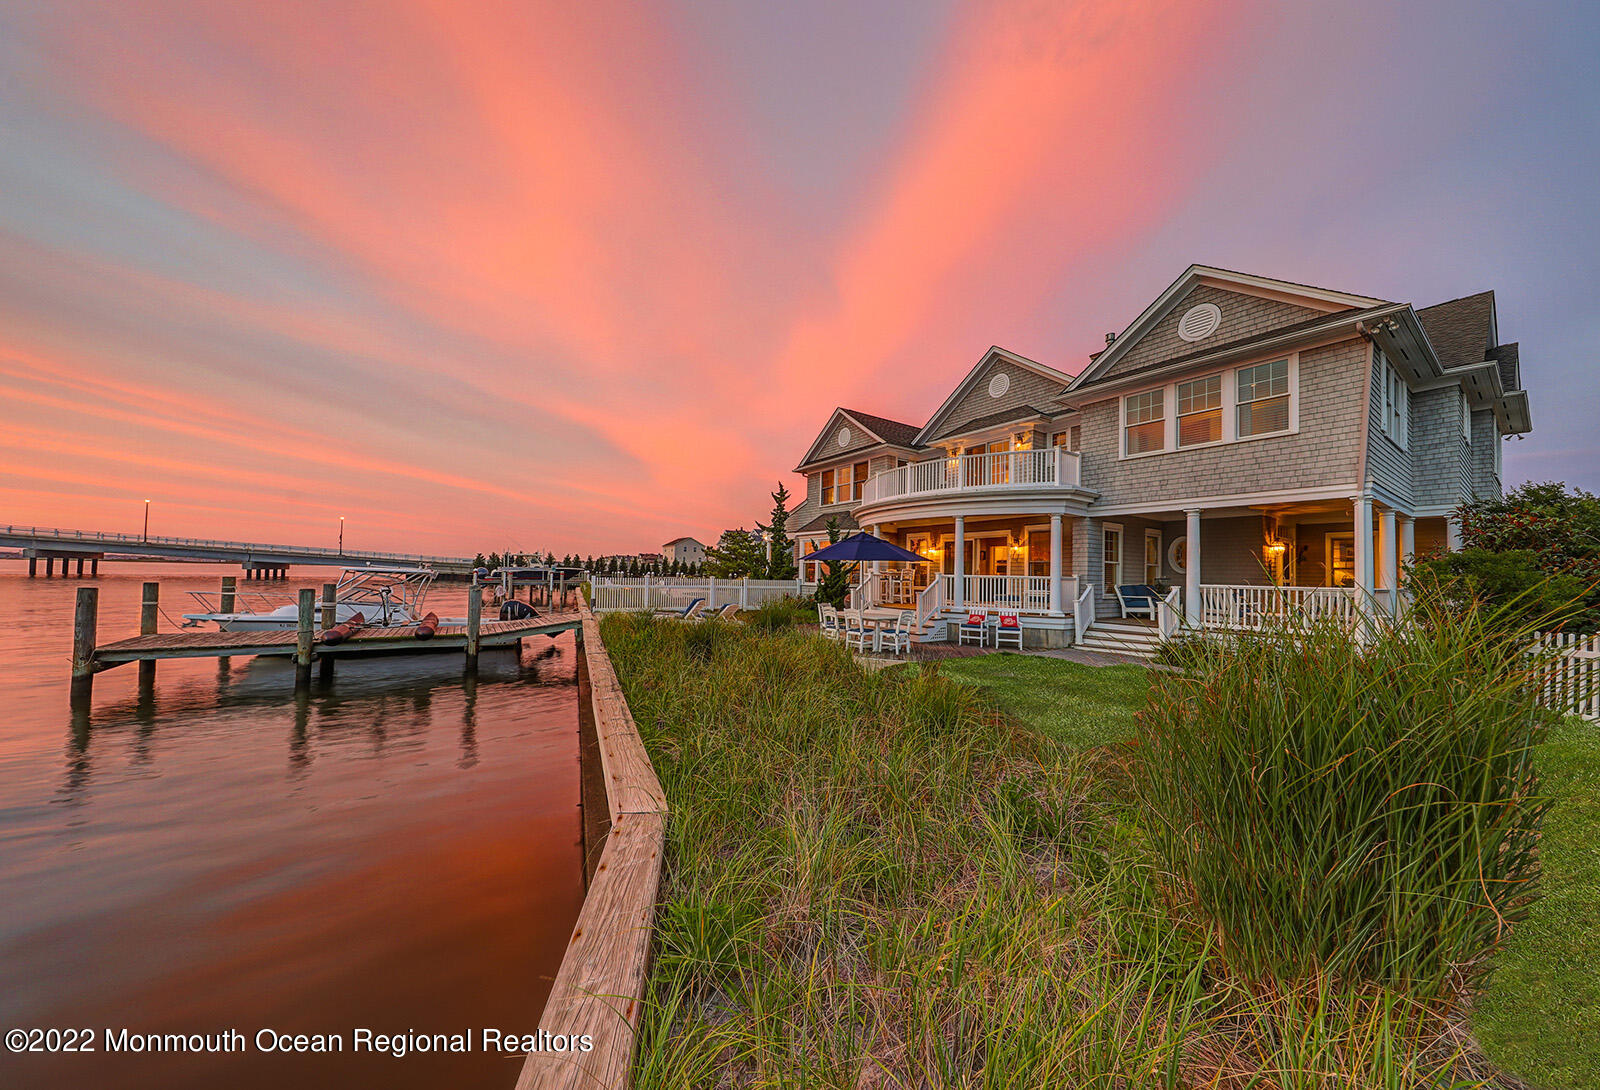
[861,448,1082,505]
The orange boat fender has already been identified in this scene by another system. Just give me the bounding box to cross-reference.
[414,612,439,640]
[319,611,366,645]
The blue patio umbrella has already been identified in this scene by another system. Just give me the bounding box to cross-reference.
[803,531,928,565]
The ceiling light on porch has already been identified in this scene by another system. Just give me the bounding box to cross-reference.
[1264,540,1287,555]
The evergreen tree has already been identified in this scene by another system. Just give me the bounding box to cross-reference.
[704,527,766,578]
[473,553,487,569]
[757,481,799,580]
[814,518,857,608]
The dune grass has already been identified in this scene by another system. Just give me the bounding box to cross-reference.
[601,612,1542,1087]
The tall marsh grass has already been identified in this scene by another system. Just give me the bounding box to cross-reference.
[602,609,1541,1088]
[1137,598,1552,999]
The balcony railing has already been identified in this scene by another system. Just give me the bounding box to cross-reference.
[861,448,1081,505]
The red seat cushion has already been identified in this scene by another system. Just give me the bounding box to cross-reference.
[965,612,986,626]
[999,614,1020,628]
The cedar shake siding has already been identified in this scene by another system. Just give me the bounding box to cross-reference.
[928,360,1066,443]
[1079,336,1369,508]
[1099,285,1329,380]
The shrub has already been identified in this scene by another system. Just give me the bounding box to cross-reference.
[744,594,816,632]
[1135,597,1553,999]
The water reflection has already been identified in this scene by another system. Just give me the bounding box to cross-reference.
[1,564,585,1090]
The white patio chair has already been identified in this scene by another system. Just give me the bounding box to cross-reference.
[817,603,841,639]
[842,609,876,653]
[957,610,991,647]
[884,611,914,656]
[995,611,1023,650]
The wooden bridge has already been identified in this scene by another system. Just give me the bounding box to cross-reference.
[2,523,474,578]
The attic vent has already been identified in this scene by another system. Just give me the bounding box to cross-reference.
[988,371,1011,398]
[837,427,852,448]
[1177,303,1222,342]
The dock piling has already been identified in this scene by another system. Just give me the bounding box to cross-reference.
[295,588,314,689]
[319,583,337,682]
[138,581,159,687]
[465,588,482,674]
[28,556,37,578]
[218,576,237,670]
[70,586,98,705]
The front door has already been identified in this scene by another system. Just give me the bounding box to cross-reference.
[1326,532,1356,588]
[1144,530,1162,585]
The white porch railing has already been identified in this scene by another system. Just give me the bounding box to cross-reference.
[1196,584,1361,631]
[941,574,1053,613]
[914,577,946,633]
[1075,582,1095,643]
[861,448,1082,504]
[1156,586,1183,638]
[590,576,815,613]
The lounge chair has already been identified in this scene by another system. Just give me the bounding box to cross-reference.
[1115,584,1158,620]
[709,601,739,621]
[657,597,705,620]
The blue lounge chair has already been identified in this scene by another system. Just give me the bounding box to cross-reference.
[1115,584,1158,620]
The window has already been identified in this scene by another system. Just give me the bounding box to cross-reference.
[1176,373,1222,447]
[1237,359,1290,438]
[1051,426,1081,451]
[1462,396,1473,443]
[852,461,868,501]
[1494,433,1503,479]
[1124,390,1165,454]
[820,469,835,505]
[1168,536,1188,575]
[1102,525,1123,591]
[1377,350,1409,448]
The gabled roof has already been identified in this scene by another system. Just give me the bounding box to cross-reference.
[1069,265,1387,391]
[925,405,1054,443]
[841,408,922,448]
[798,510,859,535]
[663,536,703,547]
[913,346,1074,447]
[1415,291,1497,371]
[794,407,923,471]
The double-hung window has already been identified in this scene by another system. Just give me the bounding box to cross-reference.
[820,469,836,505]
[851,461,868,501]
[1236,359,1290,438]
[1102,526,1123,591]
[1176,373,1222,447]
[1377,350,1409,447]
[1124,390,1165,454]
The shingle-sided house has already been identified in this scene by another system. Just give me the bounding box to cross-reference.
[784,265,1531,650]
[663,537,707,566]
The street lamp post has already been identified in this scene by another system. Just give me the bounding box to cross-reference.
[339,516,345,555]
[143,499,150,543]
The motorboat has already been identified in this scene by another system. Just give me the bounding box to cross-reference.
[182,566,439,631]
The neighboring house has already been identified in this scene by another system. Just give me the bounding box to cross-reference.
[663,537,707,566]
[785,265,1531,648]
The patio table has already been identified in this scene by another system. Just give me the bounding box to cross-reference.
[859,607,904,652]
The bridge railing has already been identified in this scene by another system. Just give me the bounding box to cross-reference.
[0,524,471,567]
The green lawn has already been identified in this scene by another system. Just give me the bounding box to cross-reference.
[906,652,1148,749]
[1473,716,1600,1089]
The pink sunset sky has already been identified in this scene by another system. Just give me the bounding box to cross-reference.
[1,1,1595,556]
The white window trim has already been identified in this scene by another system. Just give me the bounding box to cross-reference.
[1144,528,1163,584]
[1168,535,1188,575]
[1462,395,1473,444]
[1101,523,1124,595]
[1376,348,1410,451]
[1118,351,1300,460]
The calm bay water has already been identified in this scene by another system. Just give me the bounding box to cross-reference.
[0,561,584,1089]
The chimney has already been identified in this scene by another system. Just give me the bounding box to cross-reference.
[1104,332,1117,346]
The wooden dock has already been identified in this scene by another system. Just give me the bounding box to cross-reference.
[67,581,583,703]
[89,615,582,668]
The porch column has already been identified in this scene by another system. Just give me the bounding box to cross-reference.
[1048,514,1063,615]
[868,524,881,577]
[1379,508,1398,616]
[1184,508,1201,629]
[952,516,965,608]
[1399,514,1415,567]
[1445,516,1462,551]
[1353,493,1375,611]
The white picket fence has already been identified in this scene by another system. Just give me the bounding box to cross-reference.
[1535,631,1600,722]
[589,575,816,613]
